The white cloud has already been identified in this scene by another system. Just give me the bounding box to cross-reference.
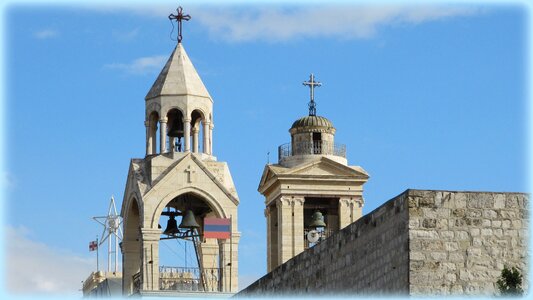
[5,225,94,296]
[33,29,59,39]
[193,5,482,42]
[104,55,167,75]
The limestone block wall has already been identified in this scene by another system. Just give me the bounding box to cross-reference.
[408,190,528,295]
[239,192,411,295]
[239,190,528,296]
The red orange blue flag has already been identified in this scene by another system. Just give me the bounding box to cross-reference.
[204,218,231,239]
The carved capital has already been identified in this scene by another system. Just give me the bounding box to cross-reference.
[141,228,161,242]
[144,120,150,127]
[292,197,305,206]
[276,197,292,208]
[159,117,168,123]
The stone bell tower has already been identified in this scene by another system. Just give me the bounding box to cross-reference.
[120,8,239,296]
[258,74,369,272]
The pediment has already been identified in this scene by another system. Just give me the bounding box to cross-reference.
[286,157,369,178]
[148,153,239,205]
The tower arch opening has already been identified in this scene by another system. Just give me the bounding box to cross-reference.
[122,197,141,295]
[166,108,185,152]
[156,192,224,292]
[148,111,160,155]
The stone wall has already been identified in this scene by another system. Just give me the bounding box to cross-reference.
[408,190,528,295]
[238,189,528,296]
[239,191,411,296]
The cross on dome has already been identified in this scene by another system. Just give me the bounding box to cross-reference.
[302,73,322,116]
[169,6,191,43]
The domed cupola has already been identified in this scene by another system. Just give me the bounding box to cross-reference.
[278,74,346,167]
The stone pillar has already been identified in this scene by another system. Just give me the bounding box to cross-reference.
[339,197,364,229]
[184,118,191,152]
[141,228,160,291]
[203,121,210,155]
[265,207,271,273]
[199,241,219,292]
[145,121,151,156]
[209,123,214,155]
[121,240,140,296]
[292,197,305,257]
[192,127,199,153]
[229,232,240,293]
[276,197,293,266]
[159,118,167,153]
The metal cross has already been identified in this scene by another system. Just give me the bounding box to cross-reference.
[169,6,191,43]
[303,73,322,116]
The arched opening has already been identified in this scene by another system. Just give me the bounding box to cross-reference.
[148,111,160,155]
[122,198,141,295]
[157,192,223,292]
[166,109,185,152]
[191,110,205,154]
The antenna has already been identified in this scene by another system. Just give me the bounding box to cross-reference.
[93,196,123,273]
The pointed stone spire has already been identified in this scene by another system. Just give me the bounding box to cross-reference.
[145,43,211,100]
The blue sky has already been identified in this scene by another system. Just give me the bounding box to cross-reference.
[1,1,530,297]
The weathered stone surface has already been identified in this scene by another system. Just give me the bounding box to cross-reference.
[238,190,528,296]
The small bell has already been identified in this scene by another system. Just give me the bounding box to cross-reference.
[179,210,200,229]
[308,210,327,229]
[163,215,179,235]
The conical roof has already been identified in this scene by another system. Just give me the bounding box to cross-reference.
[145,43,211,100]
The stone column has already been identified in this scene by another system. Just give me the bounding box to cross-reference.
[184,118,191,152]
[121,240,140,296]
[192,127,199,153]
[141,228,160,291]
[292,197,305,257]
[339,197,364,229]
[198,241,219,292]
[159,118,167,153]
[264,207,271,273]
[209,123,214,155]
[203,121,210,155]
[145,121,151,156]
[276,197,293,266]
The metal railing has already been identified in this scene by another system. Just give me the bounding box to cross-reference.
[159,266,221,292]
[278,141,346,161]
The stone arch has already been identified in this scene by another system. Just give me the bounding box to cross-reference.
[148,111,160,154]
[145,102,161,119]
[122,194,142,295]
[150,187,227,229]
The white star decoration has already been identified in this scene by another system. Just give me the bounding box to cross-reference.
[93,196,123,245]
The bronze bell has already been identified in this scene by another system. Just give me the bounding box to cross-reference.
[309,210,327,229]
[167,117,184,138]
[163,215,179,235]
[179,210,200,229]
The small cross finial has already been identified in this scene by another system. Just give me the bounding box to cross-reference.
[302,73,322,116]
[169,6,191,43]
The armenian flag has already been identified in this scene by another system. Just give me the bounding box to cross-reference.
[204,218,231,239]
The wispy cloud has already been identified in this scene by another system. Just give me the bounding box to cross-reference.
[193,5,482,42]
[104,55,167,75]
[33,29,59,39]
[5,225,94,296]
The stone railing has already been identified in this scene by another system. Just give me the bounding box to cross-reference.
[278,141,346,162]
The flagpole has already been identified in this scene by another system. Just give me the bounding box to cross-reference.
[96,236,100,272]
